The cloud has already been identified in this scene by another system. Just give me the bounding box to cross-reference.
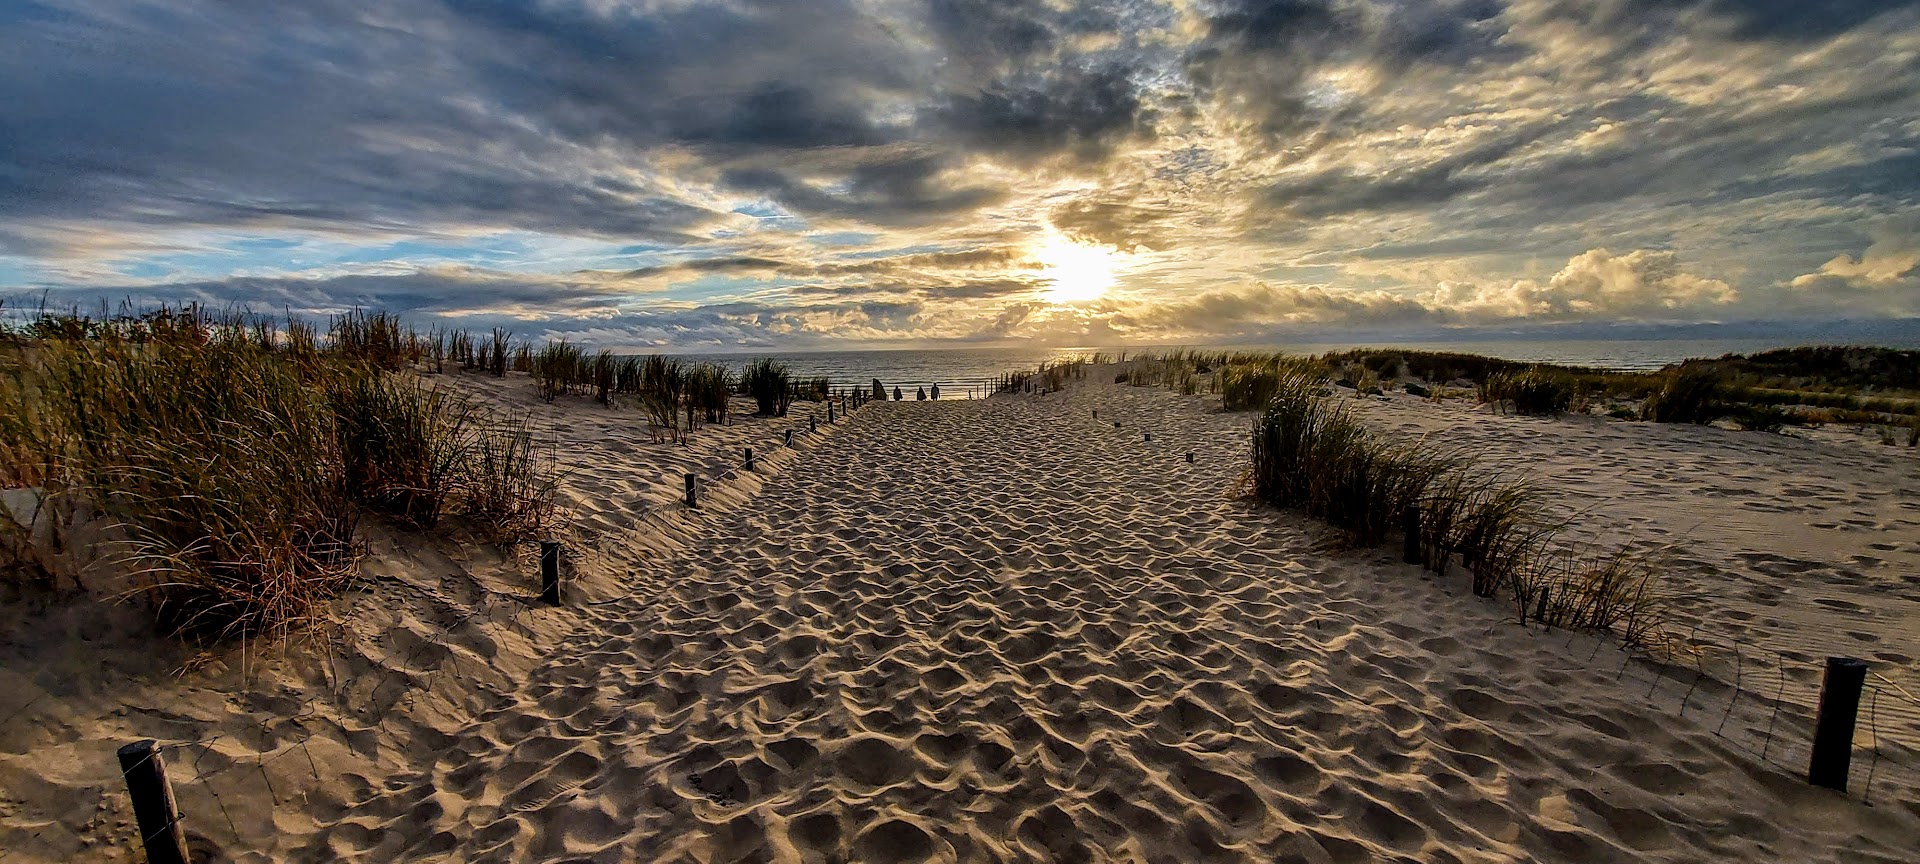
[3,0,1920,346]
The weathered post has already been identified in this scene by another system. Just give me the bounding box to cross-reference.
[1808,657,1868,792]
[810,416,817,434]
[745,447,755,472]
[1144,432,1152,443]
[784,429,794,447]
[684,473,697,509]
[539,540,562,605]
[828,402,836,423]
[117,740,190,864]
[1186,451,1194,464]
[1401,505,1421,566]
[1092,409,1098,419]
[1532,587,1549,624]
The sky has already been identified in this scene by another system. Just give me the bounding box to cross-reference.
[3,0,1919,350]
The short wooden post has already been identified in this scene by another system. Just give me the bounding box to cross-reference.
[1112,421,1121,429]
[1401,505,1421,565]
[117,740,190,864]
[784,429,794,447]
[1144,432,1152,443]
[539,540,562,605]
[828,403,835,423]
[684,473,697,509]
[1092,409,1098,419]
[810,416,817,434]
[1186,452,1194,463]
[1532,586,1549,624]
[1808,656,1868,791]
[745,447,755,472]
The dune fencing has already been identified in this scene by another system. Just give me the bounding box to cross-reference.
[2,388,883,863]
[10,377,1915,862]
[1069,385,1920,811]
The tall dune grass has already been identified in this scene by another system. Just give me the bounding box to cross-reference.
[1640,368,1725,424]
[0,307,560,640]
[331,374,477,528]
[1249,367,1670,645]
[687,364,733,425]
[742,358,793,416]
[641,355,686,441]
[1477,366,1576,416]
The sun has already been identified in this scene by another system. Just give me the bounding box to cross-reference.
[1035,234,1120,304]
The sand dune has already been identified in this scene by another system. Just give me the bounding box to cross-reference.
[1344,389,1920,755]
[288,382,1918,861]
[4,375,1917,862]
[0,378,836,862]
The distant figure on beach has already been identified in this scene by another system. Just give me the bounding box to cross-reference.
[893,386,903,401]
[930,383,940,400]
[915,386,926,401]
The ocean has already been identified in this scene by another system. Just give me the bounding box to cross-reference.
[673,337,1918,396]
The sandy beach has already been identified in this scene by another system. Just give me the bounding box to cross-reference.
[3,373,1918,862]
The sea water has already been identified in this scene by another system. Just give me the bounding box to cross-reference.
[672,336,1919,395]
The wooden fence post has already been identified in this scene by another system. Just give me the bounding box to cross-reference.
[1808,656,1868,792]
[539,540,562,605]
[1401,505,1421,566]
[684,473,697,509]
[117,740,190,864]
[745,447,755,472]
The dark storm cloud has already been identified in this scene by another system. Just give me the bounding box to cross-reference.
[1265,133,1540,217]
[0,0,1177,244]
[13,269,629,321]
[1618,0,1920,41]
[720,155,1005,227]
[930,65,1154,162]
[6,0,1920,343]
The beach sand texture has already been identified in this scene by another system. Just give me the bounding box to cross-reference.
[1346,391,1920,754]
[290,383,1918,861]
[3,377,1918,862]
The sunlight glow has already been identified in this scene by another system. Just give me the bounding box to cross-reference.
[1036,235,1121,304]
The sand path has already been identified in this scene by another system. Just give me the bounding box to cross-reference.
[291,384,1920,863]
[1347,393,1920,752]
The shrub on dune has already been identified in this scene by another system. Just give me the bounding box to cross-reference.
[687,363,733,425]
[742,358,793,416]
[0,307,562,640]
[5,323,359,638]
[331,373,477,528]
[1640,368,1725,424]
[1252,368,1670,646]
[640,355,686,442]
[1478,366,1575,416]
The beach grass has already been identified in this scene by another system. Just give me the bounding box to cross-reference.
[0,306,560,640]
[1248,365,1671,645]
[742,358,794,416]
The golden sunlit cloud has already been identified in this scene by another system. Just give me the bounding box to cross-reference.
[1035,233,1123,304]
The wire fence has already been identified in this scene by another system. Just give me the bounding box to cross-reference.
[7,372,1915,862]
[2,384,905,861]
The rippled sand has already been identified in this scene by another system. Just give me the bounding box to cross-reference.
[285,382,1920,862]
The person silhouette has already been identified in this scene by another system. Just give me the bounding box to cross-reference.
[930,383,941,400]
[916,386,927,401]
[893,386,903,401]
